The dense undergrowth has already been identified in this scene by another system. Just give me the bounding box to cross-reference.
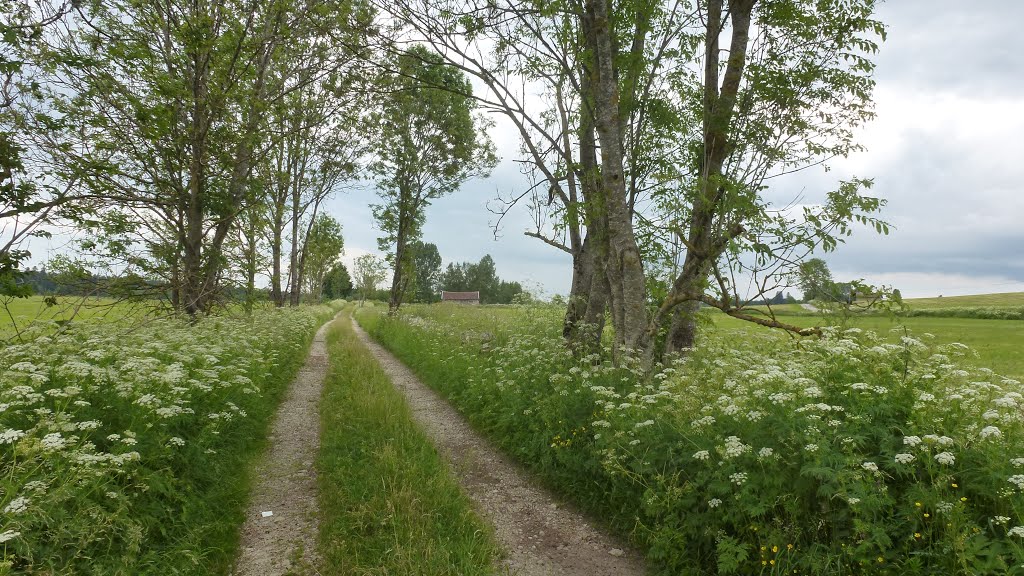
[359,304,1024,575]
[317,309,498,574]
[0,303,339,575]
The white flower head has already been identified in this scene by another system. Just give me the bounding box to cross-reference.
[708,498,722,508]
[0,530,21,544]
[0,429,25,444]
[861,461,879,473]
[692,450,710,461]
[980,426,1002,440]
[895,453,916,464]
[40,432,66,450]
[3,496,29,514]
[934,451,955,466]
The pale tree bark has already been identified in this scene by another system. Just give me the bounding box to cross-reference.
[583,0,648,355]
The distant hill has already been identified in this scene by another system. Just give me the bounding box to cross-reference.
[904,292,1024,309]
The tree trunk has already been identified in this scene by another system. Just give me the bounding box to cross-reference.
[388,201,412,314]
[660,0,755,356]
[583,0,648,357]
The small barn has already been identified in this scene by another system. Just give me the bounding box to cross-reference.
[440,291,480,305]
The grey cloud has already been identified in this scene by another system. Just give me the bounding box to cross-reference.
[874,1,1024,95]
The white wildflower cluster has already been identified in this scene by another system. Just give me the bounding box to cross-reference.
[389,302,1024,571]
[721,436,750,459]
[0,304,330,564]
[3,496,30,514]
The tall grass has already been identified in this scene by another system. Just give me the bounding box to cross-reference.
[317,310,499,575]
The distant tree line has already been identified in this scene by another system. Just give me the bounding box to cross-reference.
[353,244,524,305]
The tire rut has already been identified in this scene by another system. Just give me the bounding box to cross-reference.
[232,317,336,576]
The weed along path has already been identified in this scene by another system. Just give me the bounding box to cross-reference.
[233,316,336,576]
[351,319,648,576]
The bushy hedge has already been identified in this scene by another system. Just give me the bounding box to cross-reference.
[0,305,335,574]
[902,306,1024,320]
[363,306,1024,575]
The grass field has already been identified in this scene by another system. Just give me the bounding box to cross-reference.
[903,292,1024,309]
[0,295,149,339]
[711,311,1024,380]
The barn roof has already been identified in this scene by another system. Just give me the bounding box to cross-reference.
[441,291,480,301]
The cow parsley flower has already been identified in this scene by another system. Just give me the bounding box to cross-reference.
[0,530,20,543]
[895,453,916,464]
[723,436,750,459]
[934,452,955,466]
[980,426,1002,439]
[40,433,66,450]
[708,498,722,508]
[692,450,710,461]
[1009,475,1024,490]
[861,461,879,473]
[0,429,25,444]
[730,472,748,485]
[804,444,819,453]
[903,436,922,447]
[1009,526,1024,538]
[3,496,29,514]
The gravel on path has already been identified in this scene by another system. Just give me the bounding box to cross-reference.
[232,317,335,576]
[352,317,648,576]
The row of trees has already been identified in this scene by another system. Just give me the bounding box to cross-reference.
[2,1,365,312]
[5,0,894,363]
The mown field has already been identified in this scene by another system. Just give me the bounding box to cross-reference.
[359,302,1024,575]
[906,292,1024,309]
[0,302,341,574]
[0,296,143,339]
[714,313,1024,381]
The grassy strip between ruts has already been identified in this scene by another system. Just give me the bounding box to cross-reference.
[316,308,499,575]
